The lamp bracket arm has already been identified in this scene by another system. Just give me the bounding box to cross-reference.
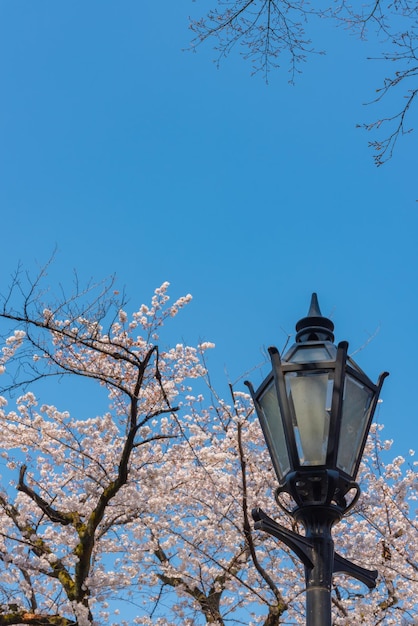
[333,551,378,589]
[252,507,313,569]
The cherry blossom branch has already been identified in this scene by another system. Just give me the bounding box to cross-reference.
[154,523,271,604]
[0,612,76,625]
[17,466,73,527]
[0,494,77,611]
[153,538,226,624]
[190,0,317,82]
[236,417,288,620]
[360,86,418,166]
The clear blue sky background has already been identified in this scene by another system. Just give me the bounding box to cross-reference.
[0,0,416,460]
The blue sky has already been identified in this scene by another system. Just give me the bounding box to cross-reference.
[0,0,416,458]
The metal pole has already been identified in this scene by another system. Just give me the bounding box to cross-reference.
[296,507,337,626]
[304,530,334,626]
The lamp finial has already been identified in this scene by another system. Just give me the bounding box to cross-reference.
[295,293,335,343]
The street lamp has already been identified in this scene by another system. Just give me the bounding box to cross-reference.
[245,294,388,626]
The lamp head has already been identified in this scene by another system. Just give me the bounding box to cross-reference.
[246,294,388,516]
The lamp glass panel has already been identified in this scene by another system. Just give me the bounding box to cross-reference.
[285,371,333,466]
[287,344,335,363]
[337,374,374,477]
[259,381,291,479]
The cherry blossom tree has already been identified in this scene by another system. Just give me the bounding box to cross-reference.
[0,266,205,625]
[0,266,416,625]
[190,0,418,165]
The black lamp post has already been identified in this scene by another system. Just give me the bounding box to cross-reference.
[245,294,388,626]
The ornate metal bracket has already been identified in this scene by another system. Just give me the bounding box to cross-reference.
[252,507,377,589]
